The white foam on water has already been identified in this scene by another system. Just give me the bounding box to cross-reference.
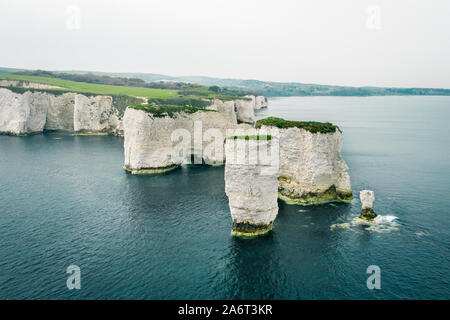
[330,222,352,231]
[374,215,398,223]
[330,214,400,233]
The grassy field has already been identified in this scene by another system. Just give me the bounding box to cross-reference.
[0,74,178,98]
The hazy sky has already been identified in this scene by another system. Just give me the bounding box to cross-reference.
[1,0,449,88]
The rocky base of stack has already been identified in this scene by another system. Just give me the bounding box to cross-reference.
[358,207,377,221]
[278,179,353,205]
[123,164,180,175]
[231,221,274,237]
[123,165,180,174]
[226,191,279,238]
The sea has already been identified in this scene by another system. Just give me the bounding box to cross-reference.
[0,96,449,299]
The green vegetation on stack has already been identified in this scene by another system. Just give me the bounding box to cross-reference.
[255,117,339,133]
[128,104,216,118]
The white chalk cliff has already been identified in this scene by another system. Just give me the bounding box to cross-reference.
[45,93,76,131]
[123,106,237,174]
[257,122,352,204]
[225,136,279,236]
[0,88,136,135]
[73,94,123,134]
[0,87,268,136]
[235,95,256,124]
[205,99,237,123]
[254,96,268,110]
[206,94,268,124]
[0,88,49,135]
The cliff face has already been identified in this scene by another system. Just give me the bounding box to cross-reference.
[206,95,268,124]
[123,107,236,174]
[0,88,129,135]
[0,88,268,136]
[45,93,75,131]
[225,136,279,236]
[235,95,255,124]
[255,96,268,110]
[0,88,48,135]
[205,99,237,123]
[73,94,122,134]
[273,126,352,204]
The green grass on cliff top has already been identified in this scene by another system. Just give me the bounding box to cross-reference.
[255,117,339,133]
[129,104,216,118]
[0,74,178,98]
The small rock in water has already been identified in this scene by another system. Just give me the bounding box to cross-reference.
[358,190,377,221]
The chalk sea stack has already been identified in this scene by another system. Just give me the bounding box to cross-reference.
[256,117,353,205]
[225,134,279,237]
[235,95,256,124]
[123,104,237,174]
[0,81,268,137]
[254,96,268,110]
[358,190,377,221]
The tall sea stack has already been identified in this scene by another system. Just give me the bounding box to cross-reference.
[224,134,279,237]
[256,117,353,205]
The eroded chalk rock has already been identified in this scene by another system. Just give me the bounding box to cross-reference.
[359,190,377,221]
[123,106,236,174]
[255,96,268,110]
[225,134,279,237]
[0,88,132,135]
[45,93,76,131]
[74,94,117,134]
[205,99,237,124]
[256,117,352,205]
[0,88,49,135]
[235,95,255,124]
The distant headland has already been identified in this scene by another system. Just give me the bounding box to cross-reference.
[1,67,450,97]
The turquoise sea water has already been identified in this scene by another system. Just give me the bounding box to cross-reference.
[0,96,449,299]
